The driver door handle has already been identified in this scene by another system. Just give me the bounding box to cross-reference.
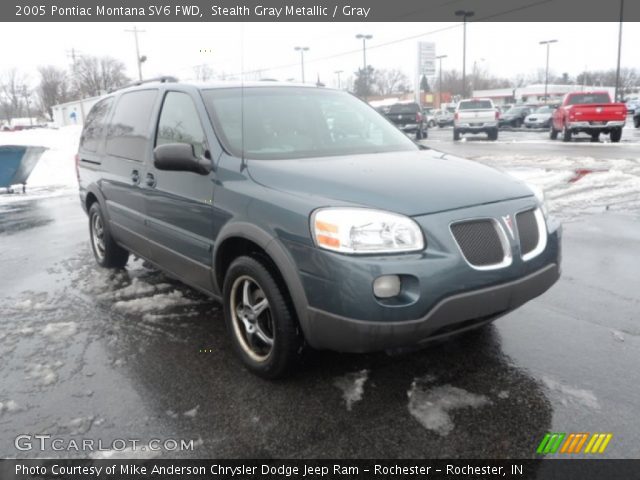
[145,173,157,188]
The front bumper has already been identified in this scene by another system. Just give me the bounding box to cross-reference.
[289,197,561,352]
[306,263,559,352]
[567,120,625,129]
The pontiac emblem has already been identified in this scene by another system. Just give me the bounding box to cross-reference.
[502,215,515,239]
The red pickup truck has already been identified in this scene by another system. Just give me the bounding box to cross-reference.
[550,91,627,142]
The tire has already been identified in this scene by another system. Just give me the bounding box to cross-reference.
[415,129,422,140]
[453,129,461,141]
[634,116,640,128]
[562,124,572,142]
[549,125,558,140]
[429,120,436,128]
[514,118,522,128]
[610,128,622,143]
[590,132,600,142]
[487,128,498,141]
[88,202,129,269]
[223,256,303,379]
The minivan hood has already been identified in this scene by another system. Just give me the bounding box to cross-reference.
[247,150,532,216]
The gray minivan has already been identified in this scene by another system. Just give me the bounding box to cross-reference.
[77,78,561,378]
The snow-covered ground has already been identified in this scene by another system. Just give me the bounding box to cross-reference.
[0,126,81,201]
[476,154,640,221]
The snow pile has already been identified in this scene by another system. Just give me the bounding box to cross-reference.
[26,363,60,386]
[0,125,81,200]
[333,369,369,411]
[42,322,78,341]
[184,405,200,418]
[542,376,599,409]
[0,400,24,414]
[97,277,173,302]
[475,154,640,220]
[407,380,491,435]
[112,290,199,314]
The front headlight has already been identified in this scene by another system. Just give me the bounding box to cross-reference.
[527,183,549,218]
[311,208,425,254]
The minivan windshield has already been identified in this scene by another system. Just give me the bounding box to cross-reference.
[201,87,418,160]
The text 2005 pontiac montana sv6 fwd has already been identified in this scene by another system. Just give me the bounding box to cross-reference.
[77,78,561,378]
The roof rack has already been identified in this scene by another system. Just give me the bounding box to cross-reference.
[109,76,178,93]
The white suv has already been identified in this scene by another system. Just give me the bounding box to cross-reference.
[453,98,499,141]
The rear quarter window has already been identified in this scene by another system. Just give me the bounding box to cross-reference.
[80,97,114,152]
[389,104,419,114]
[105,90,158,161]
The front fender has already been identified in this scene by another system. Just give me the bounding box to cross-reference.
[212,222,311,336]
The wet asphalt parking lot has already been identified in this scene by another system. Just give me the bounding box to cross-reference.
[0,123,639,460]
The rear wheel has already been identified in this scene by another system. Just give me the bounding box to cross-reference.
[487,128,498,141]
[453,129,461,141]
[634,116,640,128]
[223,256,303,379]
[514,118,523,128]
[590,132,600,142]
[549,125,559,140]
[88,202,129,268]
[415,129,422,140]
[562,124,572,142]
[610,128,622,143]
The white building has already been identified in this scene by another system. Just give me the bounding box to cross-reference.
[51,95,103,127]
[472,84,616,106]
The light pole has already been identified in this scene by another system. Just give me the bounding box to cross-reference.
[539,39,558,103]
[455,10,474,98]
[334,70,344,89]
[294,46,309,83]
[471,58,486,94]
[125,26,146,81]
[436,54,447,107]
[355,33,373,99]
[614,0,624,101]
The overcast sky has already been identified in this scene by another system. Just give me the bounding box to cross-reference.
[2,22,638,89]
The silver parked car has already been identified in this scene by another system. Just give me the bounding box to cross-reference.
[524,106,555,129]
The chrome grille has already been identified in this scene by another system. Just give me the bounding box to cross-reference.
[516,209,539,256]
[450,220,505,267]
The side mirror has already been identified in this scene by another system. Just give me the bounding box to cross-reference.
[153,143,212,175]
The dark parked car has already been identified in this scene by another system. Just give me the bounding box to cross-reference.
[499,106,532,128]
[78,79,561,378]
[385,102,428,139]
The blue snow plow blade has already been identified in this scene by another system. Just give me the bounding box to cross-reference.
[0,145,47,192]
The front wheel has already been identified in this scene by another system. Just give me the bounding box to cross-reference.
[610,128,622,143]
[453,129,461,141]
[88,202,129,268]
[223,256,303,379]
[634,116,640,128]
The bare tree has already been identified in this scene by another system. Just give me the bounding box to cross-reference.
[193,64,214,82]
[72,55,129,97]
[37,66,70,119]
[372,68,410,96]
[1,68,28,119]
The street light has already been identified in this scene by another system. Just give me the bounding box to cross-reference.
[294,46,309,83]
[454,10,474,98]
[355,33,373,99]
[334,70,344,89]
[471,58,486,94]
[539,39,558,103]
[614,0,624,101]
[436,54,447,107]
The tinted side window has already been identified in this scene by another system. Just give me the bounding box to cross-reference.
[155,92,206,157]
[80,97,113,152]
[106,90,157,161]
